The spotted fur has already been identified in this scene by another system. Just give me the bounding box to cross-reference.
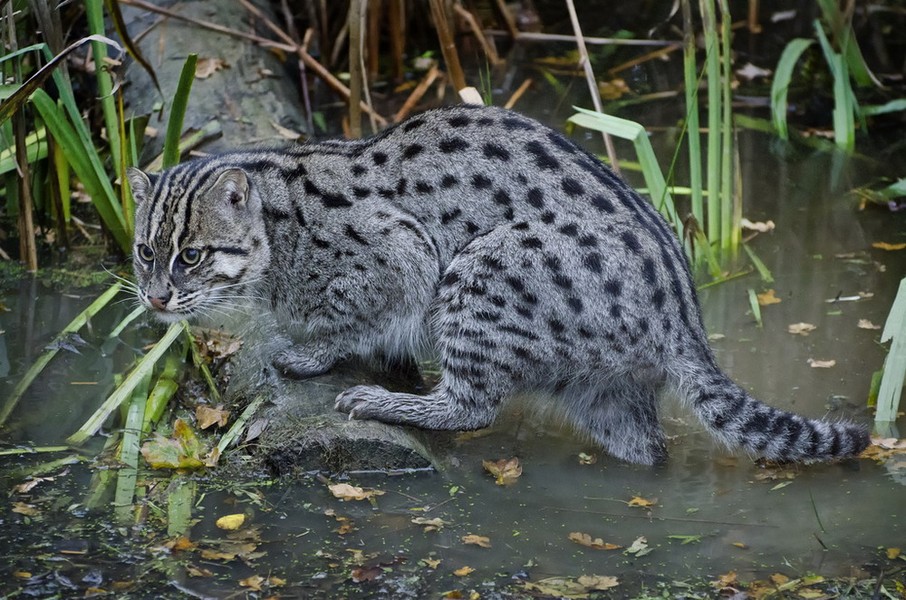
[129,105,869,465]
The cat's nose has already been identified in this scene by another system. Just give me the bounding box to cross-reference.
[148,292,172,310]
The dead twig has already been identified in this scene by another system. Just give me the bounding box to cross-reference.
[484,29,678,47]
[608,42,683,76]
[452,3,502,66]
[429,0,467,92]
[503,77,532,109]
[393,62,441,122]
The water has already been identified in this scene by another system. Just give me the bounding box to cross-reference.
[1,129,903,598]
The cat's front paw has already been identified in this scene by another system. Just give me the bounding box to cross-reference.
[272,347,332,379]
[335,385,392,421]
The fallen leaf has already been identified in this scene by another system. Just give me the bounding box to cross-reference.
[788,322,816,336]
[523,577,591,599]
[195,57,227,79]
[577,452,597,465]
[461,534,491,548]
[11,502,40,516]
[268,576,286,587]
[872,242,906,251]
[712,571,738,588]
[328,483,385,501]
[482,457,522,485]
[770,573,790,585]
[597,78,630,100]
[140,419,207,470]
[196,405,230,429]
[215,514,246,531]
[421,558,441,569]
[887,547,901,559]
[411,516,447,531]
[187,565,214,577]
[732,542,748,549]
[740,218,775,232]
[166,536,196,551]
[798,588,824,598]
[576,575,620,590]
[624,536,652,557]
[351,565,383,582]
[13,571,31,579]
[453,566,474,576]
[708,333,726,341]
[757,289,782,306]
[271,120,302,140]
[569,531,621,550]
[807,358,836,368]
[770,481,792,491]
[858,319,881,330]
[239,575,264,591]
[628,496,657,508]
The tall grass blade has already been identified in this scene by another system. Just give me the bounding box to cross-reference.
[67,321,186,445]
[103,0,162,94]
[162,54,198,169]
[771,39,813,140]
[144,354,181,434]
[0,282,122,428]
[85,0,122,172]
[747,288,763,328]
[718,0,734,255]
[569,107,678,229]
[167,477,197,537]
[699,0,722,243]
[814,20,855,151]
[0,128,47,174]
[742,243,774,283]
[113,372,150,523]
[876,278,906,423]
[217,395,265,454]
[681,0,703,226]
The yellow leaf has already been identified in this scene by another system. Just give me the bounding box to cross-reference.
[239,575,264,591]
[568,531,621,550]
[577,452,597,465]
[422,558,441,569]
[328,483,385,501]
[807,358,836,368]
[887,547,901,559]
[872,242,906,251]
[454,566,474,576]
[216,514,246,530]
[13,571,31,579]
[268,576,286,587]
[627,496,657,508]
[770,573,790,585]
[462,534,491,548]
[797,588,824,599]
[576,575,620,590]
[196,405,230,429]
[712,571,737,588]
[732,542,748,549]
[787,322,816,335]
[11,502,40,516]
[756,289,782,305]
[412,516,447,531]
[482,457,522,485]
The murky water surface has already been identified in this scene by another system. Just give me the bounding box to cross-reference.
[1,94,905,600]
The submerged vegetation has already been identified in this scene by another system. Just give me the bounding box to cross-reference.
[1,0,905,597]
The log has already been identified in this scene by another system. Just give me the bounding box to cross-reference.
[121,0,439,474]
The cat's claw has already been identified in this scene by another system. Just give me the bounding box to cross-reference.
[335,385,390,421]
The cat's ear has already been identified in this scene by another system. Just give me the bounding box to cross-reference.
[210,168,250,207]
[126,167,154,202]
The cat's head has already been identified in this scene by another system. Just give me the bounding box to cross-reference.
[128,164,271,323]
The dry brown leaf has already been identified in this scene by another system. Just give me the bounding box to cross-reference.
[576,575,620,591]
[411,516,447,531]
[195,57,227,79]
[461,534,491,548]
[351,566,383,582]
[757,289,782,306]
[271,120,302,140]
[858,319,881,330]
[268,576,286,587]
[886,547,901,559]
[872,242,906,251]
[740,218,776,232]
[787,322,816,336]
[712,571,738,588]
[239,575,264,591]
[453,565,474,576]
[482,457,522,485]
[215,514,245,530]
[569,531,621,550]
[807,358,836,368]
[196,405,230,429]
[11,502,40,516]
[328,483,385,501]
[627,495,657,508]
[770,573,790,585]
[422,558,441,569]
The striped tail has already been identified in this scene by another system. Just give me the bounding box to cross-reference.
[673,361,869,462]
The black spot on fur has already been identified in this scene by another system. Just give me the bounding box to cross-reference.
[372,151,388,165]
[583,253,602,273]
[547,131,576,153]
[312,236,331,249]
[396,178,408,195]
[502,116,535,131]
[578,326,594,339]
[511,346,535,361]
[472,174,492,189]
[525,140,560,170]
[466,221,480,234]
[489,295,507,307]
[578,234,598,248]
[590,194,615,213]
[480,255,504,271]
[439,137,470,153]
[642,257,657,284]
[561,177,585,197]
[548,318,565,334]
[521,237,543,250]
[541,211,555,224]
[505,276,525,292]
[621,231,642,253]
[403,144,424,159]
[483,142,511,161]
[351,164,367,176]
[652,288,666,309]
[526,187,545,209]
[448,115,471,127]
[403,118,424,132]
[567,297,583,314]
[512,222,530,231]
[515,305,534,320]
[377,188,395,199]
[477,116,494,126]
[475,310,502,323]
[442,271,461,286]
[415,180,434,194]
[552,274,573,289]
[493,190,512,206]
[441,174,458,188]
[441,208,462,224]
[544,256,562,272]
[610,304,622,318]
[559,223,579,237]
[352,186,371,199]
[603,279,622,296]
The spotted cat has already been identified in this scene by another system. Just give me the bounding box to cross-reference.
[128,104,869,465]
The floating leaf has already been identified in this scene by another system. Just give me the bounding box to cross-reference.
[421,558,441,569]
[238,575,264,591]
[858,319,881,330]
[577,575,620,591]
[577,452,597,465]
[569,531,621,550]
[328,483,385,501]
[462,534,491,548]
[872,242,906,251]
[757,289,782,306]
[624,536,652,556]
[807,358,836,368]
[770,481,793,491]
[11,502,40,517]
[351,565,383,582]
[628,496,657,508]
[712,571,738,588]
[740,218,776,232]
[788,322,817,336]
[140,419,207,470]
[412,516,447,532]
[215,514,246,531]
[770,573,790,585]
[523,575,618,598]
[195,56,227,79]
[482,457,522,485]
[453,566,474,576]
[887,547,901,559]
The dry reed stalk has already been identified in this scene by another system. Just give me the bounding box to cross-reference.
[393,62,441,122]
[387,0,405,81]
[483,30,679,46]
[503,78,533,109]
[367,0,382,80]
[452,4,502,66]
[608,43,683,76]
[747,0,762,33]
[349,0,364,138]
[564,0,620,175]
[493,0,519,39]
[429,0,467,91]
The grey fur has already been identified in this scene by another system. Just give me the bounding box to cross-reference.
[129,105,869,465]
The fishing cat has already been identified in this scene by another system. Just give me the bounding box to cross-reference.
[128,104,869,465]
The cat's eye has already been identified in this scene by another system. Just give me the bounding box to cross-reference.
[137,244,154,263]
[178,247,202,266]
